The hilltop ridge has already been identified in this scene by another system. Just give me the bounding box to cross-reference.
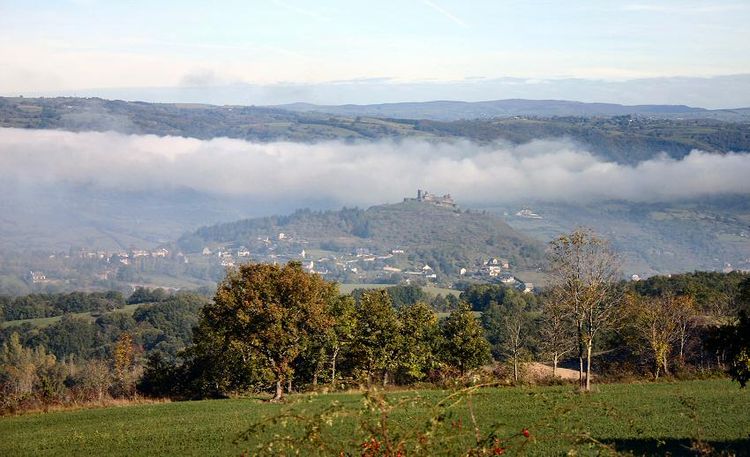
[176,198,544,283]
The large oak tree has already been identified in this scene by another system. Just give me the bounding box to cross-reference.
[199,262,338,400]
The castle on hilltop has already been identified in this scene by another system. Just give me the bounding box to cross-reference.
[405,189,457,208]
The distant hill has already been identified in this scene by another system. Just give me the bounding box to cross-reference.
[489,195,750,276]
[276,99,750,122]
[177,201,545,277]
[2,96,749,165]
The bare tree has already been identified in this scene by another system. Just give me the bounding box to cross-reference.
[547,228,622,391]
[674,295,698,365]
[624,292,697,378]
[539,298,575,377]
[502,311,526,383]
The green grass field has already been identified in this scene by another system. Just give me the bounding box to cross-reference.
[1,379,748,456]
[0,303,143,329]
[337,283,461,297]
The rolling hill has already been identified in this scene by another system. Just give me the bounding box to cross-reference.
[2,96,749,165]
[177,200,545,278]
[277,99,750,121]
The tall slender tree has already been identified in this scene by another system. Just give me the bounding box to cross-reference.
[396,301,440,383]
[349,290,401,387]
[547,228,622,391]
[539,298,575,377]
[440,303,492,375]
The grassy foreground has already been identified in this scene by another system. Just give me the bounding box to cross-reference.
[1,379,749,456]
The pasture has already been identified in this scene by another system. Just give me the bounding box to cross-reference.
[1,379,748,456]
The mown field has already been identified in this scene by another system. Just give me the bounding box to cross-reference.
[1,379,749,456]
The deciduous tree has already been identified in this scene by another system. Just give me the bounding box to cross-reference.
[624,292,696,378]
[440,303,491,375]
[349,290,401,387]
[539,297,575,377]
[396,302,440,383]
[547,228,622,391]
[198,262,338,400]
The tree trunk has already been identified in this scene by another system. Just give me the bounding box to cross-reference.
[274,379,283,401]
[579,356,584,390]
[287,378,293,394]
[585,342,592,391]
[382,371,388,387]
[577,319,584,390]
[662,353,670,376]
[513,355,518,383]
[678,331,687,365]
[330,346,339,388]
[552,354,558,378]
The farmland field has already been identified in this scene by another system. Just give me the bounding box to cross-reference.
[338,283,461,297]
[0,304,142,329]
[1,379,748,456]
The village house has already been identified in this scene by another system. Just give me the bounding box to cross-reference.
[28,271,47,283]
[220,258,235,267]
[498,273,516,284]
[485,258,510,269]
[485,266,503,277]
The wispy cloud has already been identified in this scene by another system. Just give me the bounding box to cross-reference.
[420,0,468,28]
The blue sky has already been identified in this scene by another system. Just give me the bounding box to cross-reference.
[1,0,749,105]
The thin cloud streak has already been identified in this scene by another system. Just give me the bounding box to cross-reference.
[420,0,468,28]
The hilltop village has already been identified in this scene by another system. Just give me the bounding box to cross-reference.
[15,192,538,294]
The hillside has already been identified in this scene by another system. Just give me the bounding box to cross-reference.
[177,200,545,281]
[278,98,750,121]
[494,196,750,276]
[2,97,749,165]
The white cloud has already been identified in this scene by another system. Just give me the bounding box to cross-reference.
[420,0,468,28]
[0,128,749,205]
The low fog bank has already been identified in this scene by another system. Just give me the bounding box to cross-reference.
[1,128,749,206]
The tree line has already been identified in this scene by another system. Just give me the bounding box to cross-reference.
[0,291,126,321]
[140,263,491,401]
[2,229,750,412]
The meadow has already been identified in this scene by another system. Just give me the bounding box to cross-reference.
[0,303,142,329]
[1,379,748,456]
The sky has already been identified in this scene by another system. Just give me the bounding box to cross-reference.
[1,0,750,106]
